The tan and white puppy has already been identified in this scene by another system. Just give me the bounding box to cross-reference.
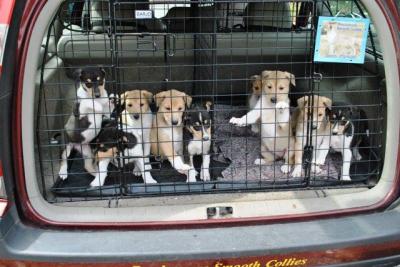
[248,75,262,134]
[120,89,156,183]
[291,95,332,177]
[230,70,296,173]
[150,89,197,182]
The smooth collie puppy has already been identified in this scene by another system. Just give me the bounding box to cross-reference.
[230,70,296,174]
[59,67,111,179]
[320,103,368,180]
[90,90,157,186]
[248,74,262,134]
[184,101,213,181]
[151,89,197,182]
[291,95,332,177]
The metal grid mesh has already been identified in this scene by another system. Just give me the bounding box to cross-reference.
[35,0,384,203]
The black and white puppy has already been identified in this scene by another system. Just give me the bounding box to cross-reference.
[58,67,112,179]
[90,119,138,187]
[184,101,213,181]
[316,102,369,180]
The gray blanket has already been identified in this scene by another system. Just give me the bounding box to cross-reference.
[213,104,341,182]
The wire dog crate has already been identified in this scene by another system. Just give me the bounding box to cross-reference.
[35,0,384,203]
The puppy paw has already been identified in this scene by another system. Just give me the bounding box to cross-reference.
[251,124,260,134]
[200,170,211,181]
[254,158,266,165]
[132,166,141,176]
[276,101,289,112]
[313,157,325,166]
[354,152,363,161]
[59,166,68,180]
[280,164,291,174]
[59,173,68,180]
[177,164,191,174]
[143,175,157,184]
[311,164,322,174]
[291,166,303,177]
[229,117,247,127]
[186,169,198,183]
[90,177,102,187]
[341,175,351,181]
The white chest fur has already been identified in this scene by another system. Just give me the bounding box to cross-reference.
[188,138,211,155]
[260,98,289,137]
[160,126,183,154]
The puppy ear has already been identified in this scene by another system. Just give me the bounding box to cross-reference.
[119,92,127,106]
[205,101,213,112]
[185,94,193,108]
[322,97,332,109]
[261,70,273,79]
[73,68,83,81]
[154,91,167,107]
[250,75,261,84]
[325,106,332,119]
[250,75,262,91]
[142,90,153,103]
[285,72,296,86]
[297,96,308,108]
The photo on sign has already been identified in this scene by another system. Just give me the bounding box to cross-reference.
[314,17,370,64]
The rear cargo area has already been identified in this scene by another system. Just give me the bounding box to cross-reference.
[33,0,385,202]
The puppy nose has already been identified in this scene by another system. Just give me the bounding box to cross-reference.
[95,93,101,98]
[332,132,338,135]
[270,97,277,104]
[133,114,140,120]
[172,120,179,125]
[312,125,318,130]
[202,136,209,141]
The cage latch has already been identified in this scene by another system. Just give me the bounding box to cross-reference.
[313,72,323,83]
[166,34,176,57]
[302,145,313,170]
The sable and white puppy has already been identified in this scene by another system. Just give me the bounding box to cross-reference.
[58,67,111,179]
[90,89,158,187]
[291,95,332,177]
[315,103,367,181]
[150,89,197,182]
[120,90,154,178]
[248,75,262,134]
[230,70,296,174]
[184,101,213,181]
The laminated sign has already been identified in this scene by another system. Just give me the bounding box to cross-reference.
[314,16,370,64]
[135,10,152,19]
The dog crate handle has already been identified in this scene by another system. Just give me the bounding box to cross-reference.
[166,34,176,57]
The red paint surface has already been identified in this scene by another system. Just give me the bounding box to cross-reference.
[10,0,400,229]
[0,0,15,24]
[1,240,400,266]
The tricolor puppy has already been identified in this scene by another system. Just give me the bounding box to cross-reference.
[150,89,197,182]
[248,74,262,134]
[230,70,296,174]
[91,90,156,186]
[318,103,368,180]
[58,67,111,179]
[184,101,213,181]
[291,95,332,177]
[90,119,137,187]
